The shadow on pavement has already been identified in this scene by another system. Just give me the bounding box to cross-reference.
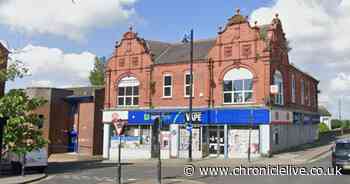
[46,160,133,175]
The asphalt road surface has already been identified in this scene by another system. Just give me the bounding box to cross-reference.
[37,154,350,184]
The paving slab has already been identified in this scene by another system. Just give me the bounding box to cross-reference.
[0,173,46,184]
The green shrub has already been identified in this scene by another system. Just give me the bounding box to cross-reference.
[331,119,343,129]
[319,122,330,133]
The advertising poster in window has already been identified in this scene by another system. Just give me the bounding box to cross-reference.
[179,128,189,151]
[228,129,259,158]
[103,111,128,123]
[160,131,170,150]
[179,128,200,151]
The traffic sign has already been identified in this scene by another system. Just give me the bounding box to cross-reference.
[112,112,126,135]
[186,124,193,132]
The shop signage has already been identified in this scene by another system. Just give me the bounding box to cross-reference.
[185,112,202,123]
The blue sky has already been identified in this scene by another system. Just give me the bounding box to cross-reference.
[0,0,273,58]
[0,0,350,118]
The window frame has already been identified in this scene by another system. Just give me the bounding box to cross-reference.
[184,72,194,97]
[274,70,284,105]
[291,74,296,103]
[223,79,254,104]
[117,77,140,107]
[163,74,173,98]
[222,68,254,104]
[301,79,305,105]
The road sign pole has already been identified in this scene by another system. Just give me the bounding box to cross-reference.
[157,116,162,184]
[118,135,122,184]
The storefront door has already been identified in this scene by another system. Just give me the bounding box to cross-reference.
[208,126,224,155]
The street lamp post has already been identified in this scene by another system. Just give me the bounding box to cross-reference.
[183,29,194,162]
[248,109,254,162]
[157,115,162,184]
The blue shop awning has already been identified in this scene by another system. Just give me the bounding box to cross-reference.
[64,95,93,103]
[128,108,270,125]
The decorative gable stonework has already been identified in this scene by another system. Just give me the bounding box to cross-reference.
[104,9,319,113]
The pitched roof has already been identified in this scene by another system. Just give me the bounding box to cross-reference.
[154,39,216,64]
[145,40,172,60]
[0,40,9,52]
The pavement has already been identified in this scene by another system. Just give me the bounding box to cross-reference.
[0,174,47,184]
[2,134,348,184]
[100,140,334,167]
[48,153,103,163]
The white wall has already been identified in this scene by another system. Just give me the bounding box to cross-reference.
[259,125,270,155]
[269,124,318,153]
[320,116,332,129]
[103,124,111,159]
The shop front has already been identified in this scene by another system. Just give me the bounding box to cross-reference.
[102,108,270,160]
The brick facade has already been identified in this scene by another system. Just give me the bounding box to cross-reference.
[27,87,104,156]
[104,11,319,113]
[0,42,9,96]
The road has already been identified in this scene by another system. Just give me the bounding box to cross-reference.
[37,154,350,184]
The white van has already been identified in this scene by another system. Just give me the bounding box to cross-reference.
[10,148,48,173]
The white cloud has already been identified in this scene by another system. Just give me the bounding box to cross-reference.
[6,44,96,89]
[29,80,53,88]
[250,0,350,118]
[0,0,138,40]
[330,73,350,92]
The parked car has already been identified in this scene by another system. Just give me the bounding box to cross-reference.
[9,148,48,174]
[332,139,350,170]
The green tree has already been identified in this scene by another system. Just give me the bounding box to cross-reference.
[0,51,48,175]
[319,122,330,133]
[0,90,47,155]
[331,119,343,129]
[89,56,106,86]
[342,120,350,129]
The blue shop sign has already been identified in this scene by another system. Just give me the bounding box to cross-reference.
[210,108,270,125]
[111,136,140,141]
[293,112,320,124]
[128,110,210,125]
[128,108,269,125]
[293,112,303,124]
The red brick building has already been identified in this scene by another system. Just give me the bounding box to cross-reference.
[0,41,9,96]
[103,10,320,160]
[26,87,104,156]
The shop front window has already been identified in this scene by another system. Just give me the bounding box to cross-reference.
[223,68,253,104]
[117,76,140,107]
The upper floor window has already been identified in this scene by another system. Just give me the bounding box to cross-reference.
[117,76,139,106]
[184,72,194,97]
[223,68,253,104]
[163,74,172,97]
[291,74,296,103]
[301,79,305,105]
[307,81,311,106]
[274,70,284,105]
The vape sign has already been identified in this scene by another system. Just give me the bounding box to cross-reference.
[185,112,202,123]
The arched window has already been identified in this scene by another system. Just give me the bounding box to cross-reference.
[274,70,284,105]
[117,76,139,106]
[291,74,296,103]
[223,68,253,104]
